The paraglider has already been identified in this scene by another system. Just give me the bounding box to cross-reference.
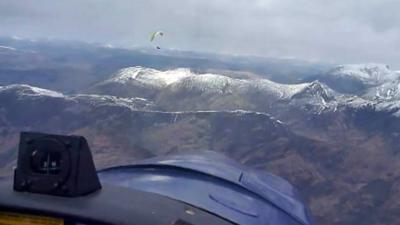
[150,31,164,50]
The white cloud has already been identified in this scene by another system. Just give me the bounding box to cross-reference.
[0,0,400,67]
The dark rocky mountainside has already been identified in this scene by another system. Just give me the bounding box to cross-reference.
[1,65,400,225]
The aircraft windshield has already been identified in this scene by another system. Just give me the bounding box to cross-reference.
[0,1,399,225]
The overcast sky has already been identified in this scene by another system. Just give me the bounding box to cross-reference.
[1,0,400,67]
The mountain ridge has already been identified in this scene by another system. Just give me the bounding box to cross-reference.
[1,62,400,225]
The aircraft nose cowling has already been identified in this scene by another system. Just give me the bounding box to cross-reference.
[99,151,315,225]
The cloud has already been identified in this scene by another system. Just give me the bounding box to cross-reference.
[0,0,400,68]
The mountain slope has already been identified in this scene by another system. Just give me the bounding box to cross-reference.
[88,67,350,114]
[2,63,400,225]
[2,83,400,225]
[307,64,400,95]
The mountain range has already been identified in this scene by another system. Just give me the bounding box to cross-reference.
[0,36,329,92]
[0,38,399,225]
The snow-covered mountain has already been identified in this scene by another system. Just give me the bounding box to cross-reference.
[88,66,350,113]
[0,84,155,120]
[340,64,400,103]
[111,67,193,86]
[2,64,400,225]
[87,67,194,98]
[363,77,400,101]
[299,63,400,115]
[0,84,64,98]
[87,66,400,119]
[329,64,396,85]
[308,64,400,95]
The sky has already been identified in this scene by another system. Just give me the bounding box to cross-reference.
[1,0,400,68]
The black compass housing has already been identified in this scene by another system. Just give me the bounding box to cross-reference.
[13,132,101,197]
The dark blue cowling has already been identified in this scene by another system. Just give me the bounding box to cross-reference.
[98,151,315,225]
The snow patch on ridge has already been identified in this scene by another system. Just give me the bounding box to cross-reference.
[328,64,398,86]
[110,66,193,86]
[109,66,339,102]
[0,84,64,98]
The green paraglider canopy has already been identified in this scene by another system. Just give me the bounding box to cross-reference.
[150,31,164,42]
[150,31,164,49]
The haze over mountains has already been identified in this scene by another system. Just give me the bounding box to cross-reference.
[0,38,399,225]
[0,36,329,91]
